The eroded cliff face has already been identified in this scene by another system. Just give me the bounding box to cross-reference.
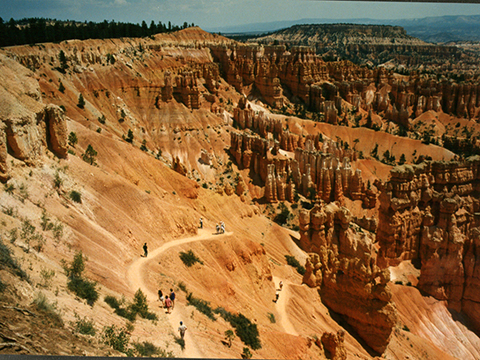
[300,200,398,354]
[0,54,68,181]
[230,98,376,207]
[377,158,480,330]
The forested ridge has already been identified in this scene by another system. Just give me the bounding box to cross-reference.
[0,18,195,47]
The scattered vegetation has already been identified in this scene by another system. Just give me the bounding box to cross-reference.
[0,238,29,287]
[242,347,253,359]
[125,129,134,143]
[82,144,97,165]
[132,341,172,357]
[63,251,99,306]
[215,308,261,350]
[179,249,204,267]
[186,292,216,320]
[267,312,276,323]
[102,324,131,354]
[104,289,158,322]
[72,312,96,336]
[77,93,85,109]
[225,329,235,347]
[33,292,63,326]
[273,202,291,226]
[39,267,56,288]
[177,281,188,293]
[69,190,82,203]
[285,255,306,275]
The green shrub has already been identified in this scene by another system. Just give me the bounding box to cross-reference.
[242,347,252,359]
[177,281,188,293]
[67,277,99,306]
[132,341,164,357]
[39,267,55,288]
[63,251,99,306]
[68,132,78,147]
[179,249,203,267]
[229,313,261,350]
[102,324,130,353]
[128,289,157,320]
[69,190,82,203]
[267,312,276,323]
[274,202,291,226]
[215,308,261,350]
[187,292,216,320]
[73,312,96,336]
[285,255,306,275]
[77,93,85,109]
[104,290,157,322]
[82,144,97,165]
[104,295,122,309]
[4,183,14,194]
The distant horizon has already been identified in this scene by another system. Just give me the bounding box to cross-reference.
[2,0,480,33]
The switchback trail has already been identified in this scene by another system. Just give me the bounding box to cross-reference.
[272,275,299,336]
[126,228,232,358]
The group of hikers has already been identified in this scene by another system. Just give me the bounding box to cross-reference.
[198,217,227,234]
[158,289,188,341]
[139,243,289,348]
[158,288,176,314]
[216,221,226,234]
[274,281,283,303]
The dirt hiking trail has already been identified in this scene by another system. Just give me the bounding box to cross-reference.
[127,228,233,358]
[272,276,299,336]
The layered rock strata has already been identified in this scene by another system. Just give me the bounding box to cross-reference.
[377,158,480,329]
[301,201,398,354]
[161,71,200,109]
[230,131,374,206]
[209,42,479,125]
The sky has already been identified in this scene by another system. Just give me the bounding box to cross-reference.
[2,0,480,31]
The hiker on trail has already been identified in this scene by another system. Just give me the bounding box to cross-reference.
[199,217,203,229]
[165,295,172,313]
[158,289,165,306]
[143,243,148,257]
[274,290,279,303]
[170,288,176,309]
[279,281,283,290]
[178,321,187,340]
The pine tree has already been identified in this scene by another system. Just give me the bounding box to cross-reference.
[77,93,85,109]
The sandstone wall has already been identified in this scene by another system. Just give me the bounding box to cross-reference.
[377,158,480,328]
[300,201,398,354]
[209,43,479,124]
[231,101,375,207]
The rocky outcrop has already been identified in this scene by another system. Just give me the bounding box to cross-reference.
[230,103,376,206]
[321,330,347,360]
[161,70,200,109]
[45,104,68,158]
[300,200,398,354]
[172,156,188,176]
[377,158,480,328]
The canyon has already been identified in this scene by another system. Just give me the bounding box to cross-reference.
[0,25,480,360]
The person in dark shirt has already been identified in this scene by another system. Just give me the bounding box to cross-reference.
[143,243,148,257]
[170,288,176,309]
